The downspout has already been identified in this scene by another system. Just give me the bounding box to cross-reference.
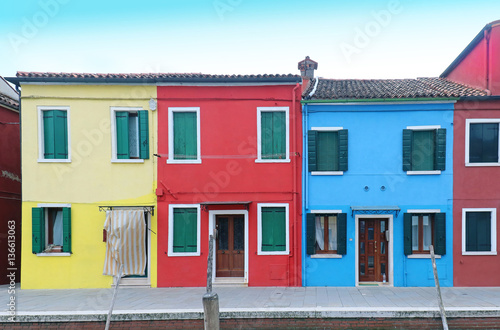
[485,28,491,93]
[302,102,308,286]
[291,83,300,286]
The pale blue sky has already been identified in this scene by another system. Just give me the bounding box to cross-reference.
[1,0,499,79]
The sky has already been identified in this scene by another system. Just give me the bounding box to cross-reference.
[1,0,499,80]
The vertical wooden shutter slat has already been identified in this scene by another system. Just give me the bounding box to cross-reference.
[116,111,130,159]
[307,130,317,172]
[434,213,446,255]
[337,213,347,255]
[43,111,56,159]
[306,213,316,255]
[435,128,446,171]
[53,110,68,159]
[32,208,45,254]
[62,207,72,253]
[338,129,348,172]
[402,129,413,171]
[403,213,412,255]
[138,110,149,159]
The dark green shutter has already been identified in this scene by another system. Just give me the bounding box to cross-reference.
[337,213,347,255]
[173,208,198,252]
[62,207,72,253]
[435,128,446,171]
[138,110,149,159]
[32,208,45,254]
[116,111,130,159]
[434,213,446,255]
[53,110,68,159]
[174,112,197,160]
[402,129,413,171]
[262,207,286,252]
[261,112,273,159]
[306,213,316,255]
[467,212,492,252]
[43,111,55,159]
[338,129,348,172]
[403,213,412,255]
[308,130,317,171]
[272,112,286,159]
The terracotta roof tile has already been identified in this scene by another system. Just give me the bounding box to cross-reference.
[0,92,19,110]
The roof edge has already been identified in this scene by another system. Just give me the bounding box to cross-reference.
[301,97,459,104]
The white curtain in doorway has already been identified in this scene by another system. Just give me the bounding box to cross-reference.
[103,209,146,276]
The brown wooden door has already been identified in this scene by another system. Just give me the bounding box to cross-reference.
[359,219,389,282]
[216,215,244,277]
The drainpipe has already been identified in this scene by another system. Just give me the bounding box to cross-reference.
[291,83,300,286]
[485,28,491,93]
[302,102,308,286]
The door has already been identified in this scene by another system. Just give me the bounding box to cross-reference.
[216,215,244,277]
[359,218,388,282]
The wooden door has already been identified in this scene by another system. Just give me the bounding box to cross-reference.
[359,219,389,282]
[216,215,244,277]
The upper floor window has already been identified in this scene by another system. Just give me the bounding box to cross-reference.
[256,107,289,162]
[168,107,201,164]
[38,106,70,162]
[308,127,348,175]
[111,107,149,162]
[466,119,500,166]
[403,126,446,174]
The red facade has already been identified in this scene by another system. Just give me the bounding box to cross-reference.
[156,83,302,287]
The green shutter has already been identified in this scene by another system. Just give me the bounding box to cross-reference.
[62,207,72,253]
[272,112,286,159]
[402,129,413,171]
[116,111,130,159]
[337,213,347,255]
[403,213,412,255]
[306,213,316,255]
[53,110,68,159]
[174,112,197,160]
[138,110,149,159]
[261,207,286,252]
[465,212,477,251]
[261,112,273,159]
[43,111,55,159]
[435,128,446,171]
[434,213,446,255]
[338,129,348,172]
[173,208,197,252]
[32,208,45,254]
[308,130,317,172]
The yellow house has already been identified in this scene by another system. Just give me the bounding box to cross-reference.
[8,73,158,289]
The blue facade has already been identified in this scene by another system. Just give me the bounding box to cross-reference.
[302,102,454,287]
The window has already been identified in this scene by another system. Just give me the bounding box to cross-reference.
[168,107,201,164]
[168,204,201,256]
[111,107,149,162]
[462,208,497,255]
[257,107,289,162]
[403,212,445,255]
[308,128,348,174]
[38,106,70,162]
[466,119,500,166]
[403,126,446,174]
[257,204,289,255]
[32,205,71,254]
[306,213,347,255]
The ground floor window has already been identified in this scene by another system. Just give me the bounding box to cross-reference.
[32,206,71,254]
[462,208,497,255]
[257,203,289,255]
[168,204,201,256]
[404,212,446,255]
[306,213,347,255]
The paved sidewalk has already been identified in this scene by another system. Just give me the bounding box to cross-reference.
[2,285,500,322]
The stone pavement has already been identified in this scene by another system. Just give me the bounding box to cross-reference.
[2,284,500,322]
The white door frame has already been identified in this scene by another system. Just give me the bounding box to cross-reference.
[354,214,393,286]
[208,209,249,283]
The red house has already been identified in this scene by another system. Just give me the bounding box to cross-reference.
[0,77,21,284]
[441,20,500,286]
[156,74,302,287]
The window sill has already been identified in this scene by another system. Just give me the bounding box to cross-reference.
[465,162,500,167]
[462,251,498,256]
[111,159,145,163]
[407,254,441,259]
[36,252,71,257]
[255,159,290,163]
[407,170,441,175]
[311,171,343,176]
[167,252,200,257]
[257,251,289,256]
[38,159,71,163]
[311,254,342,259]
[167,159,202,164]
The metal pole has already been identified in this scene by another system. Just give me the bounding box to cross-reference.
[105,264,123,330]
[203,234,220,330]
[430,245,448,330]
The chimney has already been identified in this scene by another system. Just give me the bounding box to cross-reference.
[298,56,318,92]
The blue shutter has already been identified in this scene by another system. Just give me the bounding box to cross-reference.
[138,110,149,159]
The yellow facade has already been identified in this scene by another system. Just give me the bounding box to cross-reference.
[20,84,157,289]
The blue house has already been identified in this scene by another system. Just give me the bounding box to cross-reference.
[301,75,486,287]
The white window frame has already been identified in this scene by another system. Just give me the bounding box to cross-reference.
[310,209,343,259]
[256,107,290,163]
[167,107,201,164]
[406,209,442,258]
[257,203,290,255]
[110,107,144,163]
[310,127,344,176]
[36,203,72,257]
[406,125,442,175]
[462,208,497,255]
[465,119,500,167]
[168,204,201,257]
[37,106,71,163]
